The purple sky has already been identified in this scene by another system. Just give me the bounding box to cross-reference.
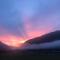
[0,0,60,47]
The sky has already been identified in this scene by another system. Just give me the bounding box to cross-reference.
[0,0,60,47]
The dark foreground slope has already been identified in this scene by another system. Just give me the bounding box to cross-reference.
[0,42,10,50]
[0,42,13,54]
[1,48,60,60]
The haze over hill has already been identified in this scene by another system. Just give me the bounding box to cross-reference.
[21,30,60,49]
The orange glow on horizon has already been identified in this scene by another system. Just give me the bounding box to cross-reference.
[0,35,27,48]
[0,28,52,48]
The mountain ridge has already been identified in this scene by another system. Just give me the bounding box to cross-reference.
[25,30,60,44]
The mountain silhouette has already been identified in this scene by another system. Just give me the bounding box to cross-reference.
[0,41,11,51]
[25,30,60,44]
